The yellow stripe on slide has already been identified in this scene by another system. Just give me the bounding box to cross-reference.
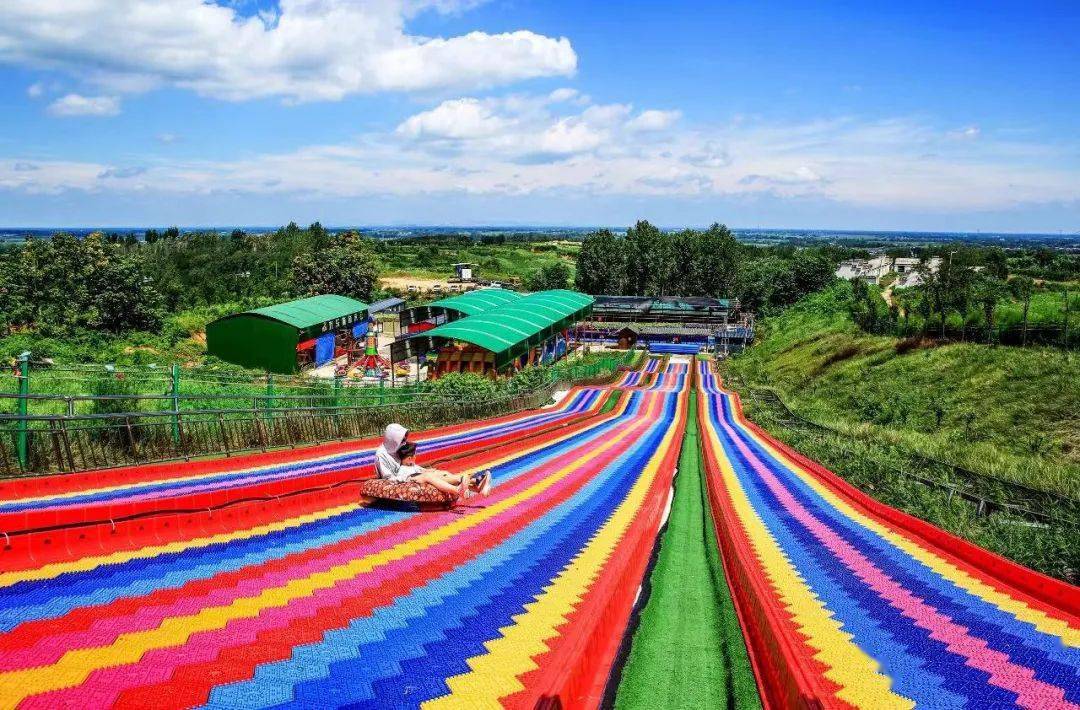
[724,393,1080,646]
[426,389,686,709]
[3,447,368,509]
[0,394,654,704]
[0,501,365,588]
[701,392,911,709]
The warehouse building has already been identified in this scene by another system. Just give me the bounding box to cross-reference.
[206,294,369,374]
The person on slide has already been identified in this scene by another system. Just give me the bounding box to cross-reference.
[374,423,492,501]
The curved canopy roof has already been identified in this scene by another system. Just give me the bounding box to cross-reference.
[399,288,521,328]
[238,295,368,330]
[428,288,522,316]
[391,290,593,368]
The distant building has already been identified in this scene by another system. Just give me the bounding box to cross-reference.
[452,263,477,281]
[836,255,942,286]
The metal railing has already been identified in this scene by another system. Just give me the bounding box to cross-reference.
[0,387,556,477]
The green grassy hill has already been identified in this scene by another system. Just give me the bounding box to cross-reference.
[725,281,1079,499]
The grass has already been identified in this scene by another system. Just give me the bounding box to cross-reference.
[614,388,761,709]
[725,282,1080,499]
[378,241,578,284]
[888,282,1079,347]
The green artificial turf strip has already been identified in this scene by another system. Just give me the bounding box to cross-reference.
[599,389,622,414]
[613,389,761,709]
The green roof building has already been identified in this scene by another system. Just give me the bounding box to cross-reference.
[206,295,369,374]
[391,290,593,370]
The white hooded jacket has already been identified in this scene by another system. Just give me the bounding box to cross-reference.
[375,423,409,481]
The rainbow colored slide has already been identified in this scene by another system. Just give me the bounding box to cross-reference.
[0,356,1076,709]
[696,360,1079,709]
[0,365,688,708]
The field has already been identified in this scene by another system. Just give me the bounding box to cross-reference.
[377,240,579,285]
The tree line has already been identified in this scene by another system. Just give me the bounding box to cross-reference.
[574,220,840,312]
[849,255,1077,348]
[0,223,379,337]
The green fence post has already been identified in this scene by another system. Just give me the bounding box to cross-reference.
[170,363,180,444]
[16,351,30,469]
[333,375,342,408]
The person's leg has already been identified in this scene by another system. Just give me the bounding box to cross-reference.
[412,471,465,498]
[439,470,487,493]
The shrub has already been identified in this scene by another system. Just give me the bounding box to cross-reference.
[421,372,501,401]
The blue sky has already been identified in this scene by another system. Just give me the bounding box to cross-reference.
[0,0,1077,231]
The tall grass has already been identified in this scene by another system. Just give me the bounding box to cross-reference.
[726,281,1079,499]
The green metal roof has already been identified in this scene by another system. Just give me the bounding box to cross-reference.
[243,294,369,330]
[426,288,523,316]
[423,290,593,359]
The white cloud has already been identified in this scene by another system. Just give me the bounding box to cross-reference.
[397,98,510,140]
[156,132,181,144]
[547,88,579,103]
[948,125,981,140]
[0,0,576,103]
[626,109,681,132]
[26,82,44,98]
[47,94,121,117]
[2,102,1078,214]
[537,118,604,154]
[394,94,652,160]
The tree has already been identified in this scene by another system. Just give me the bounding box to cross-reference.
[291,232,378,301]
[91,253,164,332]
[624,220,660,296]
[669,230,699,294]
[1010,276,1035,346]
[308,221,330,251]
[973,275,1006,345]
[924,259,973,337]
[694,223,740,298]
[144,229,160,244]
[0,232,163,335]
[525,261,571,291]
[574,229,626,294]
[985,247,1009,280]
[650,229,678,296]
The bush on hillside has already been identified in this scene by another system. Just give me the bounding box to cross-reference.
[421,372,501,401]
